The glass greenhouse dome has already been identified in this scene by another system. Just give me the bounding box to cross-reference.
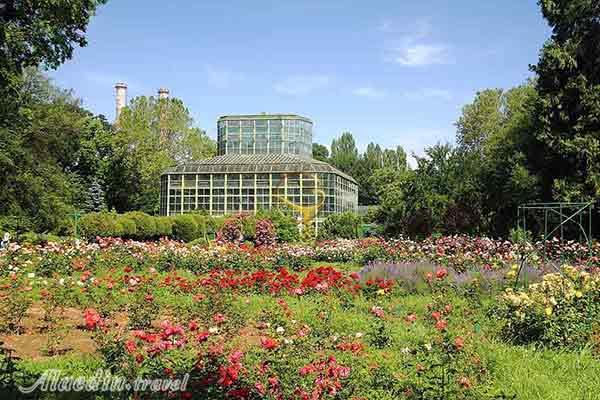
[160,114,357,222]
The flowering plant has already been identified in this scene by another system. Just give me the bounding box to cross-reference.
[497,265,600,348]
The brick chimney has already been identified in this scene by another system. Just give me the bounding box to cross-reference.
[114,82,128,121]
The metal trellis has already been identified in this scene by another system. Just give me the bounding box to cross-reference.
[517,202,594,257]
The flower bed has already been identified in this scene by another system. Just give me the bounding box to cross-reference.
[0,237,599,398]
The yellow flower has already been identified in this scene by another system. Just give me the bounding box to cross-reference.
[575,291,583,298]
[376,289,386,296]
[545,307,553,316]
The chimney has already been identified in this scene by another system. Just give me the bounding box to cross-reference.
[114,82,128,121]
[158,87,169,100]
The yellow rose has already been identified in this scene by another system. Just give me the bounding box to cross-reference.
[575,291,583,298]
[545,307,553,316]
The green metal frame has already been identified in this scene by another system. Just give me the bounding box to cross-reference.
[517,202,594,256]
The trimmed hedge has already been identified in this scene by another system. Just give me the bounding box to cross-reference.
[80,212,214,242]
[78,210,305,243]
[317,212,362,240]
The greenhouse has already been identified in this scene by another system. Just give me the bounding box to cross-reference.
[160,114,358,222]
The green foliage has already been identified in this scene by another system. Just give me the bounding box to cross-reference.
[83,178,106,212]
[496,266,600,349]
[330,131,359,175]
[116,214,137,237]
[1,0,109,233]
[155,216,174,237]
[357,143,407,205]
[257,209,299,243]
[312,142,329,162]
[0,68,114,234]
[318,212,362,240]
[531,0,600,205]
[171,214,199,242]
[123,211,157,240]
[80,211,125,238]
[0,279,33,334]
[105,96,215,214]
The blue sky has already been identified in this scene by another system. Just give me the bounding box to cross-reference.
[49,0,550,161]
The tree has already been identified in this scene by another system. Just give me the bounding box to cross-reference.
[312,143,329,162]
[382,146,407,171]
[0,1,107,233]
[478,84,541,235]
[330,132,358,175]
[0,69,111,232]
[84,178,107,212]
[106,95,216,214]
[456,89,503,153]
[1,0,107,115]
[531,0,600,202]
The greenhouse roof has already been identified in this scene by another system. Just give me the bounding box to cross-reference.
[163,154,356,183]
[218,114,312,123]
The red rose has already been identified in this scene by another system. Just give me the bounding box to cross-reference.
[370,306,385,318]
[404,313,417,324]
[435,268,448,280]
[454,336,465,351]
[83,308,102,330]
[435,319,448,331]
[260,337,279,350]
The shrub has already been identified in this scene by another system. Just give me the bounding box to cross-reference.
[19,232,64,245]
[154,216,173,237]
[258,209,299,243]
[318,212,362,240]
[190,213,224,244]
[80,211,124,238]
[0,215,33,237]
[123,212,157,239]
[0,278,33,334]
[216,215,244,245]
[241,213,257,241]
[497,265,600,348]
[255,219,276,246]
[171,215,199,242]
[116,215,136,238]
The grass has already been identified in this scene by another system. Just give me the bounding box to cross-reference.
[3,260,599,399]
[477,341,600,399]
[236,287,600,400]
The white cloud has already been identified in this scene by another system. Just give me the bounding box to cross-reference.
[404,88,452,101]
[352,86,385,98]
[274,75,330,96]
[383,17,450,67]
[393,44,449,66]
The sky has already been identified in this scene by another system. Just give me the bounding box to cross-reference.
[49,0,551,161]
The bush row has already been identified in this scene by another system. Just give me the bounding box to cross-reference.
[79,211,221,243]
[79,210,303,243]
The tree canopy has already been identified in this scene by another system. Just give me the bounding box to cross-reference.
[106,96,215,214]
